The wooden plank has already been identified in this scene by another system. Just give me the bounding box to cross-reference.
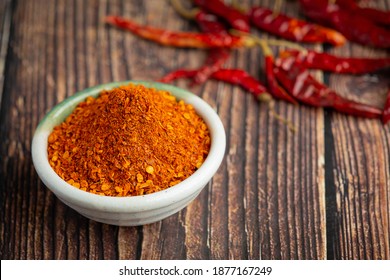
[327,42,390,259]
[252,1,326,260]
[0,0,12,109]
[0,0,10,257]
[1,0,33,260]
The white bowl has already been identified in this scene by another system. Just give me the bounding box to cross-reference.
[32,81,226,226]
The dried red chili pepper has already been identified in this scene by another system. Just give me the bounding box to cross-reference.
[279,49,390,74]
[192,11,230,84]
[192,48,230,84]
[274,60,382,118]
[193,0,250,32]
[298,0,336,26]
[154,2,231,85]
[159,69,197,83]
[194,10,227,34]
[335,0,390,26]
[169,0,228,34]
[299,0,390,48]
[249,6,346,46]
[383,89,390,124]
[211,69,271,101]
[329,14,389,48]
[160,68,271,101]
[168,1,232,84]
[264,55,297,104]
[258,41,298,104]
[105,15,253,48]
[213,68,296,129]
[351,7,390,27]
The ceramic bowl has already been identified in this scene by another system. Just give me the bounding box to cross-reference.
[32,81,226,226]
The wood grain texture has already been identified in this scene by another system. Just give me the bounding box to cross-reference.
[327,40,390,258]
[0,0,12,109]
[0,0,388,260]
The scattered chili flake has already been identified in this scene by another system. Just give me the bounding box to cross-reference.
[47,84,211,196]
[145,166,154,174]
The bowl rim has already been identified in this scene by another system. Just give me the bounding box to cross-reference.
[31,80,226,212]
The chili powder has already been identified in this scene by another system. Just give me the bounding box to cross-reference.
[47,84,211,196]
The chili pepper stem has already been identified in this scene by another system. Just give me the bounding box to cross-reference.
[273,0,282,16]
[268,100,297,133]
[230,30,308,53]
[265,39,308,53]
[257,40,272,57]
[230,0,247,14]
[258,92,297,132]
[258,92,273,103]
[169,0,199,20]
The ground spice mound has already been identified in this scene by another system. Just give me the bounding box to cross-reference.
[47,84,211,196]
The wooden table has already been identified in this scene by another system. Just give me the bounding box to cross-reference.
[1,0,389,260]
